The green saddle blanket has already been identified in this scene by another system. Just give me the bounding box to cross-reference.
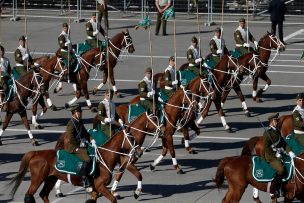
[76,40,106,56]
[229,50,242,59]
[128,104,146,123]
[158,89,170,103]
[300,50,304,60]
[12,67,21,80]
[252,155,293,182]
[87,125,110,146]
[205,57,216,69]
[55,146,96,175]
[0,76,14,102]
[178,69,196,87]
[285,132,304,156]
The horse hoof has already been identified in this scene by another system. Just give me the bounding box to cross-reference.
[114,91,122,98]
[50,105,58,111]
[245,111,252,117]
[177,169,185,174]
[35,125,44,130]
[0,139,2,146]
[85,199,96,203]
[54,87,62,94]
[90,107,98,113]
[150,164,155,171]
[65,103,69,109]
[92,87,98,96]
[253,197,262,203]
[55,193,64,198]
[134,192,139,199]
[181,138,184,145]
[189,149,198,154]
[31,139,39,146]
[226,128,234,133]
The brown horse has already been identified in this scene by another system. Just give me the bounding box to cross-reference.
[214,153,304,203]
[8,112,160,203]
[39,48,103,112]
[0,69,46,146]
[116,88,198,174]
[92,29,135,97]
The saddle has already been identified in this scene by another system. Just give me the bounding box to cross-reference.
[178,69,196,87]
[229,50,242,59]
[128,103,164,124]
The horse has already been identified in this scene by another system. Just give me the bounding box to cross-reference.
[38,48,103,115]
[220,33,286,116]
[214,153,304,203]
[0,69,46,146]
[92,29,135,97]
[8,112,161,203]
[116,87,198,174]
[53,112,164,199]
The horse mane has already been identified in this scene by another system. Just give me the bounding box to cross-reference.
[258,32,270,46]
[18,70,33,84]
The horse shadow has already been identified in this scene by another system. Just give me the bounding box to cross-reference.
[0,153,24,165]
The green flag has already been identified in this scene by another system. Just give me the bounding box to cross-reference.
[136,16,151,29]
[163,6,174,20]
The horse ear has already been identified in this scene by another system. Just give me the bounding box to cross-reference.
[267,31,270,34]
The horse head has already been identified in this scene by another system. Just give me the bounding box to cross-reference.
[121,29,135,53]
[259,32,285,52]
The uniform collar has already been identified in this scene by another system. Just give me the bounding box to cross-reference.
[143,76,151,82]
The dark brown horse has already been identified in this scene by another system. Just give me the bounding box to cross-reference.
[8,112,160,203]
[0,69,46,146]
[116,88,198,174]
[92,29,135,97]
[38,48,103,112]
[214,153,304,203]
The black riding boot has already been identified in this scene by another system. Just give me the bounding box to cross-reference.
[79,162,92,188]
[271,174,283,198]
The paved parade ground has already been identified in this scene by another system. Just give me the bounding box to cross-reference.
[0,11,304,203]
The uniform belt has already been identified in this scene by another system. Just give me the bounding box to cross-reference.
[188,63,195,67]
[294,130,304,134]
[140,98,146,101]
[212,54,218,56]
[87,36,95,39]
[61,49,68,52]
[16,63,24,67]
[165,86,173,90]
[236,44,243,47]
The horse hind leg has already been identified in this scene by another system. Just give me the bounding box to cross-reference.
[109,67,121,98]
[54,180,64,197]
[150,137,168,171]
[39,176,58,203]
[256,73,271,101]
[20,111,38,146]
[93,70,107,95]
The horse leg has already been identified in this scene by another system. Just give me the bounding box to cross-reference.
[54,180,64,197]
[65,87,80,109]
[32,96,46,129]
[110,172,123,199]
[150,137,168,171]
[222,187,233,203]
[39,176,58,203]
[167,135,184,174]
[124,164,143,199]
[181,124,198,154]
[256,73,271,101]
[54,82,63,93]
[221,88,231,108]
[93,69,107,95]
[252,75,262,103]
[231,186,246,203]
[252,188,262,203]
[96,184,117,203]
[233,84,251,117]
[20,111,39,146]
[0,112,13,145]
[109,67,121,98]
[214,99,233,133]
[196,97,213,125]
[81,82,97,113]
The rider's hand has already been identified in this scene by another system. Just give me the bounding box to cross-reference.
[216,49,222,54]
[254,41,259,49]
[289,151,296,159]
[195,58,202,63]
[118,118,124,127]
[147,90,155,97]
[243,43,250,48]
[104,117,113,123]
[93,30,99,36]
[22,54,29,60]
[172,80,178,85]
[65,40,71,46]
[91,139,97,148]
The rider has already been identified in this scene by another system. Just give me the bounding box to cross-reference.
[209,27,229,66]
[14,35,37,77]
[86,12,106,48]
[64,104,97,188]
[138,67,156,115]
[162,56,178,98]
[186,36,205,75]
[0,45,12,112]
[263,112,296,197]
[292,93,304,146]
[57,22,77,82]
[234,18,258,56]
[97,89,121,137]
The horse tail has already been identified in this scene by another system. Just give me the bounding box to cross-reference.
[214,157,231,188]
[9,151,36,198]
[241,136,259,156]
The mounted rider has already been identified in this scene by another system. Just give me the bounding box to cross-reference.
[57,22,77,82]
[97,89,121,137]
[0,45,12,112]
[186,36,205,75]
[234,18,258,56]
[64,104,97,188]
[14,35,38,77]
[292,93,304,146]
[138,67,157,115]
[162,56,178,98]
[263,113,296,198]
[86,12,107,48]
[209,27,229,66]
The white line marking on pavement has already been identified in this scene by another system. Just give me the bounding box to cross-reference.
[284,29,304,41]
[50,187,83,203]
[268,70,304,74]
[270,64,304,68]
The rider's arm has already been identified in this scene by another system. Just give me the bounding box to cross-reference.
[164,70,172,86]
[234,30,244,45]
[65,121,78,153]
[7,60,12,75]
[248,31,256,43]
[187,49,196,65]
[292,110,304,130]
[262,130,274,159]
[98,102,107,123]
[14,49,23,64]
[86,22,94,38]
[162,0,172,11]
[58,35,67,49]
[138,81,148,98]
[209,40,218,55]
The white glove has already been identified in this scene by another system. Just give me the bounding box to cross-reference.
[22,54,29,60]
[254,41,258,49]
[34,62,40,68]
[64,40,71,46]
[243,43,250,48]
[195,58,202,63]
[172,80,178,85]
[289,151,296,159]
[147,90,155,97]
[93,30,99,36]
[118,118,124,127]
[104,117,113,123]
[216,49,222,54]
[91,139,97,148]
